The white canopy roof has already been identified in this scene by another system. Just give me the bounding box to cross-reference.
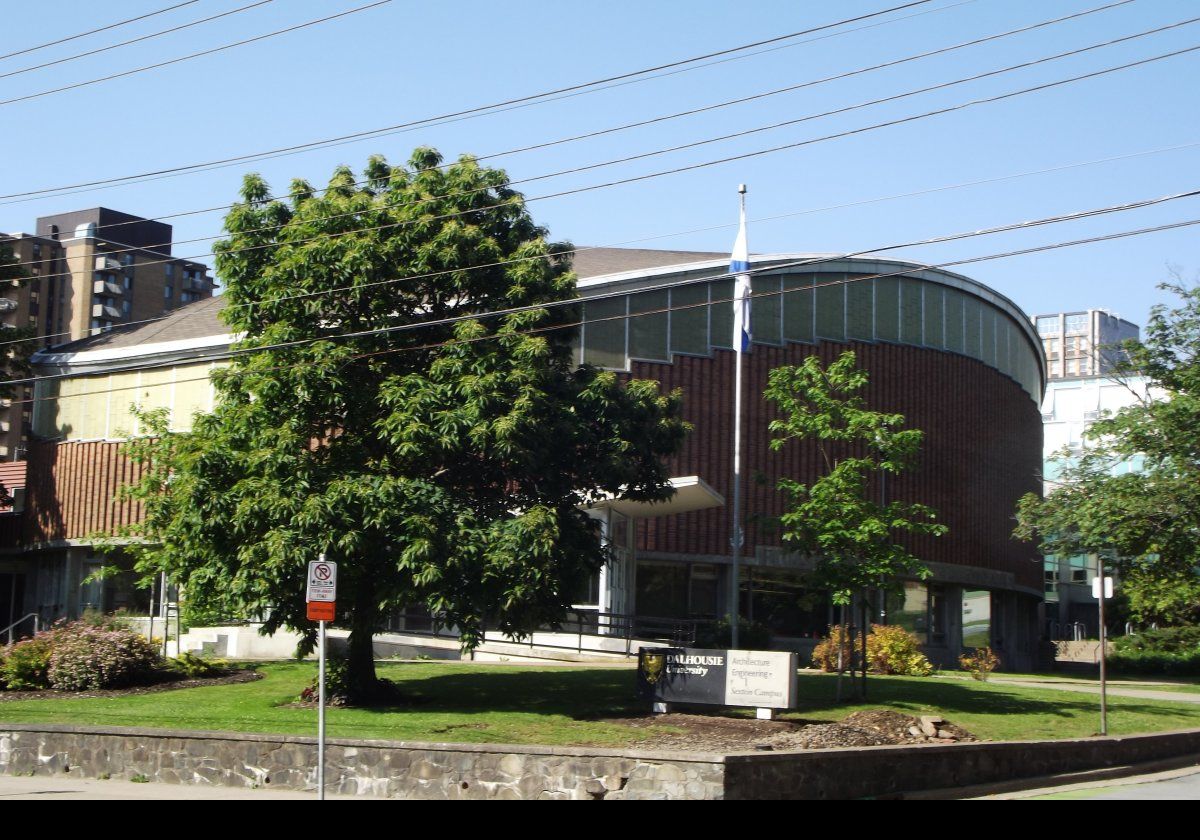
[584,475,724,519]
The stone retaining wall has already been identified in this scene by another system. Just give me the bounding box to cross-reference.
[3,723,1200,799]
[0,725,724,800]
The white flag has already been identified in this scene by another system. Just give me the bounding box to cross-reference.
[730,202,751,353]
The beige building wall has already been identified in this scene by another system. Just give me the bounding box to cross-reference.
[33,361,224,442]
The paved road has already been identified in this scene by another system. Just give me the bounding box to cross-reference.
[987,763,1200,800]
[0,775,350,800]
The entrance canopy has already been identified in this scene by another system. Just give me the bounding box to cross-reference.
[584,475,724,520]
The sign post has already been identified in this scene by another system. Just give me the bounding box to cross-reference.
[306,555,337,800]
[1092,573,1113,736]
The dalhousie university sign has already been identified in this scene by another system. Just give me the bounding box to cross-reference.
[637,647,799,710]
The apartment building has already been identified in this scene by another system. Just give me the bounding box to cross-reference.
[0,208,213,461]
[1032,309,1139,380]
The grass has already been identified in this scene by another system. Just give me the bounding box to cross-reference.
[1,662,1199,746]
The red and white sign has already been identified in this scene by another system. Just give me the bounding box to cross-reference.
[307,559,337,622]
[307,560,337,602]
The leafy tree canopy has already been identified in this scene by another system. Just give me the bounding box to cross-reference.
[121,149,687,701]
[764,351,945,605]
[1015,281,1200,626]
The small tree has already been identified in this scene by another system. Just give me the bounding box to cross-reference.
[765,351,947,696]
[1015,280,1200,627]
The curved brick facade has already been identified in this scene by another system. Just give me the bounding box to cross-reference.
[628,340,1044,594]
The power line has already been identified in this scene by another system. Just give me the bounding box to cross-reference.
[0,1,200,63]
[17,184,1200,387]
[18,214,1200,412]
[0,0,276,83]
[0,0,395,108]
[6,137,1198,351]
[9,25,1197,286]
[0,0,939,199]
[0,0,1135,250]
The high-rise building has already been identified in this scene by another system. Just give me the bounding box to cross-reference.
[0,208,213,460]
[1032,309,1139,380]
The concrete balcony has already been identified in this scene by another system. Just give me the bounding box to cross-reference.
[95,254,122,272]
[0,298,16,313]
[93,279,124,297]
[92,303,122,320]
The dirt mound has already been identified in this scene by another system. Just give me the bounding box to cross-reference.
[626,709,975,752]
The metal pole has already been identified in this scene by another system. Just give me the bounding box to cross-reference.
[147,574,156,650]
[318,618,326,800]
[729,184,748,651]
[1098,571,1108,736]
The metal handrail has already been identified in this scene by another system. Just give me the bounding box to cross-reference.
[383,609,715,657]
[2,612,39,645]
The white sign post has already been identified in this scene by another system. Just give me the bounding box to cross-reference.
[1092,574,1113,736]
[306,555,337,800]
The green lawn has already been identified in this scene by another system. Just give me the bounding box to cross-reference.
[1,662,1198,746]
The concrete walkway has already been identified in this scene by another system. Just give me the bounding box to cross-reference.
[987,677,1200,704]
[0,775,351,800]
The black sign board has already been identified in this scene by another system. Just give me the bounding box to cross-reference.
[638,647,800,709]
[637,647,728,706]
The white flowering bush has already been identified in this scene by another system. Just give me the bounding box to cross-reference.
[46,623,161,691]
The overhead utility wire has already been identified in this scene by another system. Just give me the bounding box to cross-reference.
[6,0,1133,248]
[6,137,1198,351]
[12,37,1200,287]
[7,17,1191,280]
[16,214,1200,410]
[0,1,200,63]
[0,0,939,199]
[0,0,395,108]
[0,0,978,213]
[15,185,1200,387]
[7,38,1199,354]
[0,0,277,82]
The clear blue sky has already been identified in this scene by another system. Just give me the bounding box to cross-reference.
[2,0,1197,329]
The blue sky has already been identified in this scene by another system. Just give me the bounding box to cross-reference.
[1,0,1197,329]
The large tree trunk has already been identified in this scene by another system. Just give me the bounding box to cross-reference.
[345,578,381,705]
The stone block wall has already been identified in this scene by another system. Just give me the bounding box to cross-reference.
[0,725,725,800]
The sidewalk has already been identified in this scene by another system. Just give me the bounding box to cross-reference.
[0,775,351,800]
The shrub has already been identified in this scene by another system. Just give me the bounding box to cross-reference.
[2,635,56,690]
[812,625,860,672]
[46,624,160,691]
[166,651,228,678]
[866,624,934,676]
[1108,649,1200,677]
[813,625,934,676]
[1112,626,1200,655]
[299,653,352,705]
[959,646,1001,681]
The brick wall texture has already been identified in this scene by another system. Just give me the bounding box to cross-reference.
[14,340,1042,591]
[629,340,1043,592]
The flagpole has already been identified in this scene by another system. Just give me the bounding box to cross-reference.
[729,184,748,651]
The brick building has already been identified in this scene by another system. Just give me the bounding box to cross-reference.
[6,249,1045,668]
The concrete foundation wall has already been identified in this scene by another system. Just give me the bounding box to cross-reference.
[4,723,1200,799]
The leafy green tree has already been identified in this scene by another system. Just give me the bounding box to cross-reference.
[121,149,687,702]
[764,351,946,694]
[1015,281,1200,626]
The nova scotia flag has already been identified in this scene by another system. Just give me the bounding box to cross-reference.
[730,201,751,353]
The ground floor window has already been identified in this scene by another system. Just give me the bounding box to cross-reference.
[741,567,830,639]
[962,590,991,648]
